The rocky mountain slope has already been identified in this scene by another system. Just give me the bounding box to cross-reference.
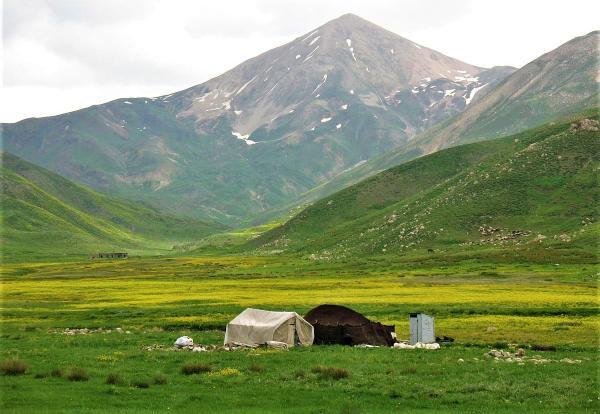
[280,30,599,210]
[1,14,512,225]
[0,152,226,259]
[251,112,599,259]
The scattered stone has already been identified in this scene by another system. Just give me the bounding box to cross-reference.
[560,358,582,364]
[485,348,578,364]
[479,225,500,236]
[569,118,599,132]
[50,327,128,335]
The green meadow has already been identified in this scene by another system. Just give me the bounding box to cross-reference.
[1,253,598,413]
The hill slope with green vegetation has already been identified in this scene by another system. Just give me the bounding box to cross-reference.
[0,152,226,260]
[253,113,599,260]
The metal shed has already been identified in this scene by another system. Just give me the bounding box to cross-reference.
[409,313,435,345]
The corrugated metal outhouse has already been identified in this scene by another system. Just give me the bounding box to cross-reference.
[409,313,435,345]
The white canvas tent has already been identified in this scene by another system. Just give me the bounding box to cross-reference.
[224,308,314,347]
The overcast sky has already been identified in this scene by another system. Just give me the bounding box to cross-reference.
[2,0,598,122]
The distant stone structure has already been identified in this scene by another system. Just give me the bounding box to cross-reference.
[91,252,128,259]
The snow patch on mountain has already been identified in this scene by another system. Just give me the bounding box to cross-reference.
[465,83,488,105]
[312,74,328,94]
[236,76,257,96]
[455,75,479,82]
[232,131,256,145]
[302,30,318,42]
[303,45,319,62]
[346,38,357,61]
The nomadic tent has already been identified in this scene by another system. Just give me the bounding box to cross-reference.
[304,304,395,346]
[224,308,314,347]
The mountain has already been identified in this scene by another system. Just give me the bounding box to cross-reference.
[251,112,599,260]
[412,30,600,153]
[0,152,226,260]
[1,14,513,225]
[276,30,600,209]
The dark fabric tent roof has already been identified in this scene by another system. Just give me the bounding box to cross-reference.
[304,304,395,346]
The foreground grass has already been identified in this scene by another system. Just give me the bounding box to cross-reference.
[1,330,598,413]
[1,254,598,412]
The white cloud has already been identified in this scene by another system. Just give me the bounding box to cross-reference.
[2,0,599,122]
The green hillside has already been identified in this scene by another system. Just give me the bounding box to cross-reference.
[0,152,226,260]
[252,112,599,260]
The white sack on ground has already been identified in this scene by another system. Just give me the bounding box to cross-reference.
[414,342,440,349]
[225,308,314,347]
[174,336,193,347]
[394,342,415,349]
[394,342,440,350]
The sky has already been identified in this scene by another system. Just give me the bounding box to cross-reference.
[2,0,598,122]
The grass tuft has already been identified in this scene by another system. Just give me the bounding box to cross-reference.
[181,362,212,375]
[132,378,151,388]
[248,363,265,373]
[66,367,89,382]
[531,344,557,351]
[293,369,306,379]
[402,366,417,374]
[50,368,64,378]
[1,359,28,376]
[311,365,349,380]
[153,373,168,385]
[106,373,125,385]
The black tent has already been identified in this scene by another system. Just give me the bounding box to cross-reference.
[304,304,395,346]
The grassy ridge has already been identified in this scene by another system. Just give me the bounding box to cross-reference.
[1,152,227,260]
[253,113,599,260]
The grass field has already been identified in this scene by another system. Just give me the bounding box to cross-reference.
[1,254,598,412]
